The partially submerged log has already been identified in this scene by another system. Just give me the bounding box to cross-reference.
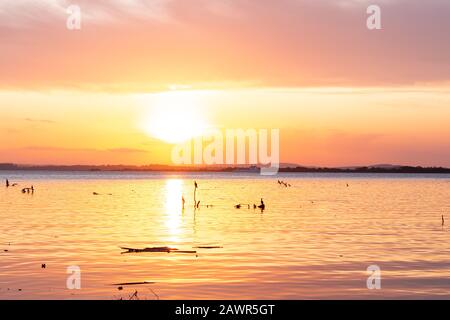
[112,281,155,286]
[120,246,197,254]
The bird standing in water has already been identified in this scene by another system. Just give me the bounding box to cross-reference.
[6,179,9,188]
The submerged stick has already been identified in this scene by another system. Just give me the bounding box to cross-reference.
[193,246,223,249]
[120,246,197,254]
[112,281,155,286]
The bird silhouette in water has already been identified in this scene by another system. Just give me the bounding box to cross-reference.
[6,179,9,188]
[258,199,266,210]
[194,181,198,189]
[235,204,242,209]
[22,187,32,194]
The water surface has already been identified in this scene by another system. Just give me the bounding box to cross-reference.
[1,171,450,299]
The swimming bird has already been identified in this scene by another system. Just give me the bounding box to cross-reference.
[258,198,266,210]
[22,187,32,194]
[235,204,242,209]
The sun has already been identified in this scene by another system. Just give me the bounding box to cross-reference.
[140,91,211,144]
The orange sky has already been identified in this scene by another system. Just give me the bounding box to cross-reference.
[1,1,450,167]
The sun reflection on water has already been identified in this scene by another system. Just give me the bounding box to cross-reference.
[164,179,183,242]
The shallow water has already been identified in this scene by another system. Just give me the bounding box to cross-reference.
[1,171,450,300]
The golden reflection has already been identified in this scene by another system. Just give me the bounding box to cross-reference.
[164,179,183,241]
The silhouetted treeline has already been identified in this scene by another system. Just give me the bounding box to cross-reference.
[279,166,450,174]
[1,163,450,174]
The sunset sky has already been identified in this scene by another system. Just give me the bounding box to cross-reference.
[1,0,450,167]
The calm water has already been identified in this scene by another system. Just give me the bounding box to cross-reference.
[1,171,450,300]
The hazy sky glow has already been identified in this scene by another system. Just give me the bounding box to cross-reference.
[1,0,450,166]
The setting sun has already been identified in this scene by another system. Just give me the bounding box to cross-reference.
[140,91,212,144]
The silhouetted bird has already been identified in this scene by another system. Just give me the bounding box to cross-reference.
[6,179,9,188]
[235,204,242,209]
[194,181,198,189]
[258,198,266,210]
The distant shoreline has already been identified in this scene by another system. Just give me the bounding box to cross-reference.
[1,163,450,174]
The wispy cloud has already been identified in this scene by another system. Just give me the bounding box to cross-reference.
[0,0,449,90]
[24,118,56,124]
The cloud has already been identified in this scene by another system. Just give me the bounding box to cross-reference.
[24,118,56,124]
[0,0,170,27]
[20,146,148,153]
[0,0,449,91]
[107,147,149,153]
[0,146,151,165]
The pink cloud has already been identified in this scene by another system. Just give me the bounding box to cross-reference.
[0,0,449,91]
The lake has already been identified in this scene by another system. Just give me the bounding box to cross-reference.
[1,171,450,300]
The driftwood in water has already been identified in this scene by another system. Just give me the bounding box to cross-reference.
[120,246,197,254]
[112,281,155,286]
[193,246,223,249]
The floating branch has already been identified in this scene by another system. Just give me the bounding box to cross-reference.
[112,281,155,286]
[120,246,197,254]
